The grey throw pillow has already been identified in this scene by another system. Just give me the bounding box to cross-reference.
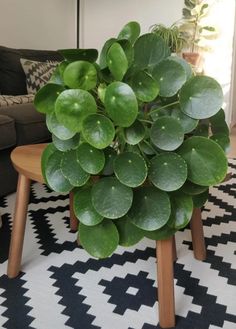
[20,58,58,94]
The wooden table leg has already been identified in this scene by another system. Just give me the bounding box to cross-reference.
[7,174,31,278]
[156,237,175,328]
[172,235,177,262]
[190,208,206,261]
[69,192,78,232]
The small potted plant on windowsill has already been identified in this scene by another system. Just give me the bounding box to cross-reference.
[180,0,217,67]
[34,21,229,260]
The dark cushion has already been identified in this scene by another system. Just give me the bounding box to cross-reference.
[0,114,16,150]
[0,103,51,145]
[0,45,63,95]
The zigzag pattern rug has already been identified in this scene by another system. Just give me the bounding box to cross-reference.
[0,160,236,329]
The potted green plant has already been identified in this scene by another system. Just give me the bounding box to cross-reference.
[180,0,217,66]
[150,23,187,54]
[34,21,229,259]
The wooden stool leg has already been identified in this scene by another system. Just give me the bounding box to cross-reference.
[156,237,175,328]
[172,235,177,262]
[7,174,31,278]
[69,192,78,231]
[190,208,206,261]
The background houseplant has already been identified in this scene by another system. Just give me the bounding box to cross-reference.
[150,23,187,54]
[180,0,217,65]
[34,21,229,259]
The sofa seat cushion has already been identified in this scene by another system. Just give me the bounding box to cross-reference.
[0,114,16,150]
[0,103,51,145]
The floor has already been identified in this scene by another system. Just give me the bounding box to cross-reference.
[229,125,236,158]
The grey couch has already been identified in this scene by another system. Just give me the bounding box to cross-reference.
[0,45,63,197]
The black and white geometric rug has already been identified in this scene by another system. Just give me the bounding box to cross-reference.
[0,160,236,329]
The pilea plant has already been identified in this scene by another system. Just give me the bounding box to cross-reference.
[34,21,230,259]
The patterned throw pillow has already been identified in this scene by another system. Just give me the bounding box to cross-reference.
[20,58,58,94]
[0,94,34,107]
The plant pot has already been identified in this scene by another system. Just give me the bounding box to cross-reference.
[182,52,201,66]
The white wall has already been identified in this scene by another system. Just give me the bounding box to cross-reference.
[80,0,184,50]
[0,0,77,50]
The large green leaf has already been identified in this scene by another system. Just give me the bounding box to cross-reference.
[101,147,117,176]
[210,133,230,153]
[152,58,186,97]
[169,194,193,230]
[46,113,76,140]
[34,83,64,114]
[45,150,73,193]
[41,143,57,185]
[104,82,138,127]
[169,107,198,133]
[99,38,117,69]
[73,188,103,226]
[107,42,128,81]
[179,76,224,119]
[192,189,209,208]
[63,61,97,90]
[210,109,229,135]
[133,33,170,72]
[115,215,144,246]
[49,66,64,86]
[82,114,115,149]
[55,89,97,132]
[170,56,193,80]
[76,143,105,175]
[91,177,133,219]
[149,153,187,191]
[178,136,228,186]
[130,70,159,102]
[52,133,80,152]
[182,180,208,195]
[150,116,184,151]
[143,222,175,240]
[117,21,141,44]
[58,48,98,62]
[114,152,148,187]
[79,220,119,258]
[117,39,134,66]
[129,187,171,231]
[124,120,145,145]
[61,150,90,186]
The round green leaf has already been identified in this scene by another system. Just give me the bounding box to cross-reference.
[98,83,107,103]
[107,42,128,81]
[182,180,208,195]
[152,58,186,97]
[82,114,115,149]
[117,39,134,66]
[192,189,209,208]
[76,143,105,174]
[41,143,57,185]
[99,38,117,69]
[114,152,148,187]
[149,153,187,191]
[73,188,103,226]
[170,56,193,80]
[61,150,90,186]
[124,120,145,145]
[63,61,97,90]
[52,133,80,151]
[46,113,76,140]
[170,107,198,133]
[134,33,170,71]
[79,220,119,258]
[143,224,175,241]
[210,134,230,153]
[150,116,184,151]
[130,71,159,102]
[45,151,73,193]
[55,89,97,132]
[178,136,228,186]
[209,109,229,135]
[115,215,144,246]
[104,82,138,127]
[118,21,141,44]
[59,48,98,62]
[129,187,171,231]
[49,66,64,86]
[91,177,133,219]
[179,76,224,119]
[34,83,64,114]
[101,147,117,176]
[169,194,193,230]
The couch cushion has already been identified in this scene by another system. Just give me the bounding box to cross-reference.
[0,94,34,107]
[0,103,51,145]
[0,114,16,150]
[20,59,58,94]
[0,45,63,95]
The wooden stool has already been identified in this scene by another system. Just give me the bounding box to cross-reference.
[7,144,77,279]
[7,144,207,329]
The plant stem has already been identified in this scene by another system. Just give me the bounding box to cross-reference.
[148,100,179,116]
[142,140,158,154]
[139,119,153,124]
[137,144,149,163]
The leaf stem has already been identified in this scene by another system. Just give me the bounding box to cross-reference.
[139,119,153,124]
[148,100,179,116]
[142,140,158,154]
